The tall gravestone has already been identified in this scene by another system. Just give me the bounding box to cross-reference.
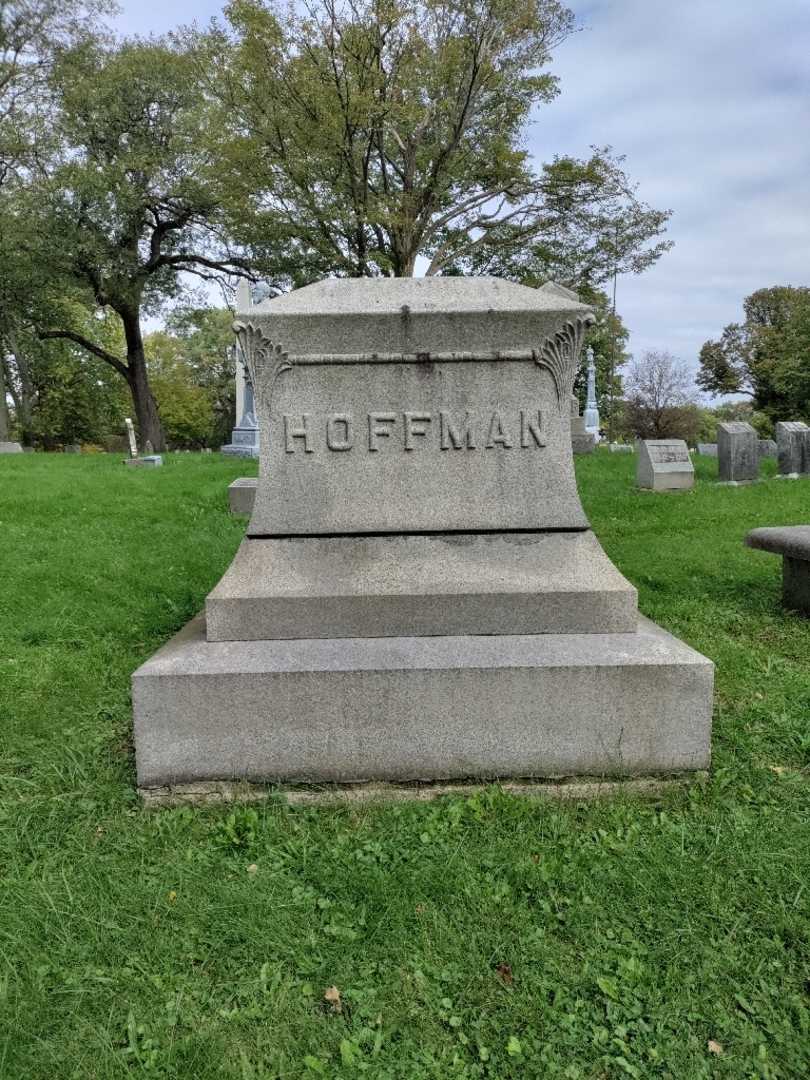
[221,281,261,459]
[776,421,808,477]
[636,440,694,491]
[583,347,600,438]
[133,278,713,791]
[570,395,595,455]
[717,421,758,484]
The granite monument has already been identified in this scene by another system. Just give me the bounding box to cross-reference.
[636,439,694,491]
[717,421,758,484]
[133,278,713,792]
[776,421,808,478]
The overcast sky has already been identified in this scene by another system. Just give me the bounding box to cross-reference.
[115,0,810,377]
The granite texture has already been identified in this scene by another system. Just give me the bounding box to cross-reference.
[228,477,258,514]
[132,614,714,787]
[636,440,694,491]
[718,421,758,483]
[745,526,810,615]
[609,443,633,453]
[131,276,714,787]
[571,434,595,455]
[697,443,717,457]
[776,421,808,476]
[745,525,810,561]
[245,277,593,356]
[758,439,777,459]
[206,531,638,640]
[0,442,23,453]
[247,357,590,536]
[783,558,810,614]
[238,277,594,536]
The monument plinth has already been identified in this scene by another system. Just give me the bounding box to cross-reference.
[133,278,713,790]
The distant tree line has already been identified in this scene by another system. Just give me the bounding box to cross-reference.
[697,286,810,423]
[0,0,673,449]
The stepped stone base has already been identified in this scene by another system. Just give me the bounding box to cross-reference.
[206,531,638,640]
[132,614,713,788]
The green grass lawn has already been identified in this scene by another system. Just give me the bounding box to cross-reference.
[1,450,809,1079]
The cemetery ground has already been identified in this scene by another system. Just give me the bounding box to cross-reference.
[1,452,809,1080]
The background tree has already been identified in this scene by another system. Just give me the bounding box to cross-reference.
[202,0,671,284]
[2,302,127,447]
[697,286,810,421]
[144,332,217,449]
[21,35,248,451]
[571,287,630,421]
[0,0,110,444]
[144,308,236,448]
[623,349,697,440]
[0,0,108,185]
[162,307,238,447]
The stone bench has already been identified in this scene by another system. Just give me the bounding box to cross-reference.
[745,526,810,614]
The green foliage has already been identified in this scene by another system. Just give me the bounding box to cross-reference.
[164,307,237,445]
[1,452,810,1077]
[204,0,670,283]
[715,401,774,439]
[697,286,810,420]
[27,343,127,447]
[146,331,218,448]
[2,31,247,450]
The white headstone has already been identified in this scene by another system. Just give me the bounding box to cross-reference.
[583,347,600,439]
[637,439,694,491]
[125,418,138,458]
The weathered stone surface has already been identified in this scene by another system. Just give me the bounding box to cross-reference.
[745,526,810,615]
[572,434,595,455]
[132,614,713,788]
[609,443,633,453]
[783,558,810,614]
[133,276,714,788]
[237,277,594,536]
[776,421,808,476]
[0,442,23,454]
[745,525,810,561]
[758,439,777,459]
[228,477,258,514]
[636,440,694,491]
[206,531,638,641]
[124,418,138,458]
[717,421,758,483]
[697,443,717,457]
[141,775,699,808]
[125,455,163,468]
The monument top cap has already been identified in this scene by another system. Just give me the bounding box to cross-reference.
[248,277,589,318]
[238,277,593,362]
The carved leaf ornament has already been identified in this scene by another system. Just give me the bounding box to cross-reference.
[233,313,593,414]
[535,316,595,410]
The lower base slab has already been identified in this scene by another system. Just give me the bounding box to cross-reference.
[140,774,706,808]
[133,616,713,787]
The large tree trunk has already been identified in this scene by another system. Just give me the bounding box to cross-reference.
[0,355,10,441]
[121,307,166,452]
[6,327,35,446]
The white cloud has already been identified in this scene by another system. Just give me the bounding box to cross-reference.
[115,0,810,382]
[534,0,810,372]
